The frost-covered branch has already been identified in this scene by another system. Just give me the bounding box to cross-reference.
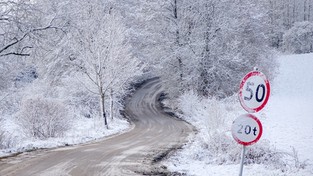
[0,24,65,57]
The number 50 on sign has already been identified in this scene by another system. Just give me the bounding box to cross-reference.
[239,71,270,113]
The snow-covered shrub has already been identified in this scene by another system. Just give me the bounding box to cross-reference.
[17,97,70,139]
[283,21,313,54]
[177,91,226,131]
[245,143,308,172]
[245,141,289,168]
[205,98,226,135]
[0,131,18,150]
[67,90,99,119]
[176,92,237,162]
[0,118,18,149]
[289,147,309,170]
[174,92,308,171]
[205,132,241,164]
[0,130,5,149]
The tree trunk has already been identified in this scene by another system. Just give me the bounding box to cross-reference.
[293,0,296,24]
[110,88,114,120]
[173,0,184,85]
[177,58,183,82]
[308,1,311,21]
[304,0,307,21]
[100,93,108,129]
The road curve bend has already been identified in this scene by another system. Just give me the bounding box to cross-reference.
[0,79,193,176]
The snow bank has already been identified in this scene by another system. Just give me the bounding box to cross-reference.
[0,113,130,157]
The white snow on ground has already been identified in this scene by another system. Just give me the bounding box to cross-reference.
[264,54,313,163]
[165,53,313,176]
[0,117,130,157]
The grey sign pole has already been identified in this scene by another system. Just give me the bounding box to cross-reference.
[239,145,246,176]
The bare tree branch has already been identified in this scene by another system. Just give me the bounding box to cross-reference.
[0,52,30,57]
[75,76,98,95]
[0,15,66,57]
[0,18,9,21]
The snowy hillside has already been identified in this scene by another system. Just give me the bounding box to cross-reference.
[265,53,313,166]
[164,53,313,176]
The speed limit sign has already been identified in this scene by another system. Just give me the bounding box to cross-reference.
[231,114,263,146]
[239,71,270,113]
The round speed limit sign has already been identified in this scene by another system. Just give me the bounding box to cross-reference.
[231,114,263,146]
[239,71,270,113]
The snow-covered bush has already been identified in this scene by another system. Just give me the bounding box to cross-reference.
[17,97,70,139]
[67,90,99,119]
[283,21,313,54]
[0,130,5,149]
[177,91,226,131]
[0,117,18,149]
[0,130,18,150]
[172,91,308,171]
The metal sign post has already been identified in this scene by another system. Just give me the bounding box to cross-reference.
[239,145,246,176]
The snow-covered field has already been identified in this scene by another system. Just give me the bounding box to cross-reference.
[165,53,313,176]
[264,54,313,163]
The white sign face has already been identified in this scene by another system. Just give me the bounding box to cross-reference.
[239,71,270,113]
[231,114,263,146]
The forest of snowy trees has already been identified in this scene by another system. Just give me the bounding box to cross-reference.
[1,0,313,149]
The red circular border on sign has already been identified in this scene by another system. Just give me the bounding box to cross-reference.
[232,114,263,146]
[238,71,270,113]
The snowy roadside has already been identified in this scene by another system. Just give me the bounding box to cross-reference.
[164,54,313,176]
[0,116,130,158]
[0,78,155,159]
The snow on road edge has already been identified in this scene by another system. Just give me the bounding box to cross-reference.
[0,116,130,158]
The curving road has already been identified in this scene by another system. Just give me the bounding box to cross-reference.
[0,79,193,176]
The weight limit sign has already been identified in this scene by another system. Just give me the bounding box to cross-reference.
[231,114,263,146]
[239,71,270,113]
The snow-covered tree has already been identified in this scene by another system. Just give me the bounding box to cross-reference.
[283,21,313,53]
[68,0,142,128]
[118,0,277,99]
[266,0,313,51]
[147,0,277,98]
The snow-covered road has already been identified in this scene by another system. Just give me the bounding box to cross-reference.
[0,79,193,175]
